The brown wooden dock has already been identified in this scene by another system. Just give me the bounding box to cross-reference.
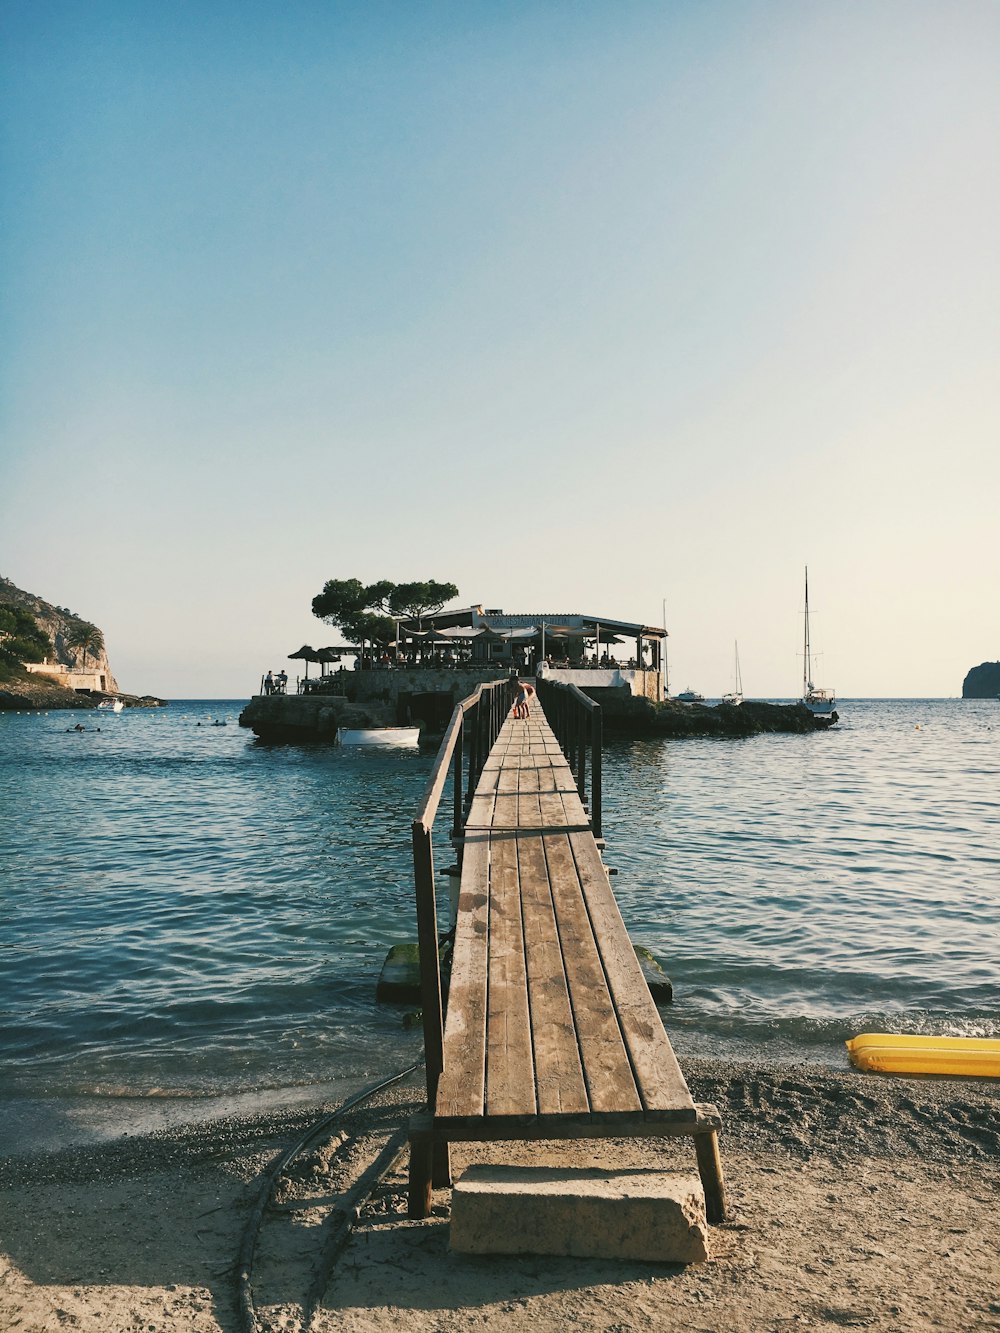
[409,683,726,1222]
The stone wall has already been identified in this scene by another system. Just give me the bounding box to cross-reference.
[332,666,510,705]
[25,662,111,693]
[242,667,513,739]
[537,666,661,701]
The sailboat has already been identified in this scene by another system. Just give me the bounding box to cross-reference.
[801,568,836,716]
[722,642,744,706]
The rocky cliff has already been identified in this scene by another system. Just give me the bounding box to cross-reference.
[0,576,120,689]
[0,575,139,710]
[962,662,1000,699]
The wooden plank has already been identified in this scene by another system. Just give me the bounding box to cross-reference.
[465,790,496,830]
[436,685,703,1163]
[517,830,589,1114]
[492,792,519,827]
[476,764,504,790]
[517,764,542,829]
[568,827,696,1118]
[432,1103,722,1139]
[542,831,642,1114]
[485,831,536,1116]
[436,833,490,1119]
[537,791,570,831]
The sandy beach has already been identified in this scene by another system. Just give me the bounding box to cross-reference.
[2,1059,998,1332]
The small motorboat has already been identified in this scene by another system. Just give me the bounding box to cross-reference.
[337,726,420,747]
[96,697,124,713]
[674,688,704,703]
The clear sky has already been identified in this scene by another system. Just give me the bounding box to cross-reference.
[2,1,998,698]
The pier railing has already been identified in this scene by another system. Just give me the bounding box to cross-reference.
[411,677,516,1117]
[534,676,603,839]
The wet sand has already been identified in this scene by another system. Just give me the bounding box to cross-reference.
[2,1060,998,1332]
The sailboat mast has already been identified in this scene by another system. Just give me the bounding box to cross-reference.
[803,566,811,693]
[662,597,669,699]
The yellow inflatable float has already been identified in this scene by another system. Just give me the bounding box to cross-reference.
[846,1032,1000,1077]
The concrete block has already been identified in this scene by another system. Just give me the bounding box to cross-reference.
[450,1166,709,1264]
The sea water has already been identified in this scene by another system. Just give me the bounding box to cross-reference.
[1,698,997,1151]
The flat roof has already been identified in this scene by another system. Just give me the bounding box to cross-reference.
[403,606,665,639]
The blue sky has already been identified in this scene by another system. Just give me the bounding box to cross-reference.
[2,1,998,697]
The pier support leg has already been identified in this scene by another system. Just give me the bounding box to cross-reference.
[432,1139,451,1189]
[408,1125,434,1219]
[694,1129,727,1224]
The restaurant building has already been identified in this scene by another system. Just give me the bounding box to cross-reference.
[397,605,666,701]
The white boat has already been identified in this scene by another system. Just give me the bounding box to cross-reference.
[337,726,420,747]
[674,687,705,703]
[801,568,836,716]
[722,642,744,706]
[97,698,124,713]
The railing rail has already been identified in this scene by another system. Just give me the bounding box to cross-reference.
[534,676,603,840]
[411,677,517,1129]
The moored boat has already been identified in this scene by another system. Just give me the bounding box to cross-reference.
[801,568,836,717]
[722,641,744,706]
[674,687,705,703]
[97,697,124,713]
[337,726,420,747]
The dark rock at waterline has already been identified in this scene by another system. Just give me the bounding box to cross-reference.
[238,692,389,741]
[596,693,831,737]
[962,661,1000,699]
[633,946,673,1002]
[0,676,166,711]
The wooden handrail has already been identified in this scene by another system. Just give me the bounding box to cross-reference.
[534,677,603,839]
[411,677,517,1122]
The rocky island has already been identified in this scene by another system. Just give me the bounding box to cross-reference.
[242,581,839,741]
[962,661,1000,699]
[240,670,834,743]
[0,576,164,711]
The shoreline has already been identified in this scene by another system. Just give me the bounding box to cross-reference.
[0,675,167,710]
[3,1058,997,1331]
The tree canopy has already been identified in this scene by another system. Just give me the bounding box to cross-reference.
[0,606,51,666]
[65,621,105,666]
[311,578,459,645]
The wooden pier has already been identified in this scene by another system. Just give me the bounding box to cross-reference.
[409,679,726,1224]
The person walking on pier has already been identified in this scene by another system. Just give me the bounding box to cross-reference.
[512,677,535,719]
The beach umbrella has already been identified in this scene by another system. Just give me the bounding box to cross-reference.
[315,647,342,674]
[288,644,320,679]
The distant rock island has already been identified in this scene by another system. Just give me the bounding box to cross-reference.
[962,662,1000,699]
[0,575,163,710]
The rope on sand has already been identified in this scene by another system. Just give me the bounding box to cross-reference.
[235,1061,420,1333]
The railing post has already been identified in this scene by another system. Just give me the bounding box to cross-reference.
[412,821,446,1109]
[591,705,603,838]
[465,702,479,810]
[452,723,464,853]
[576,702,587,801]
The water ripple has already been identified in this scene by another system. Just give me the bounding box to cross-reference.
[1,697,998,1107]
